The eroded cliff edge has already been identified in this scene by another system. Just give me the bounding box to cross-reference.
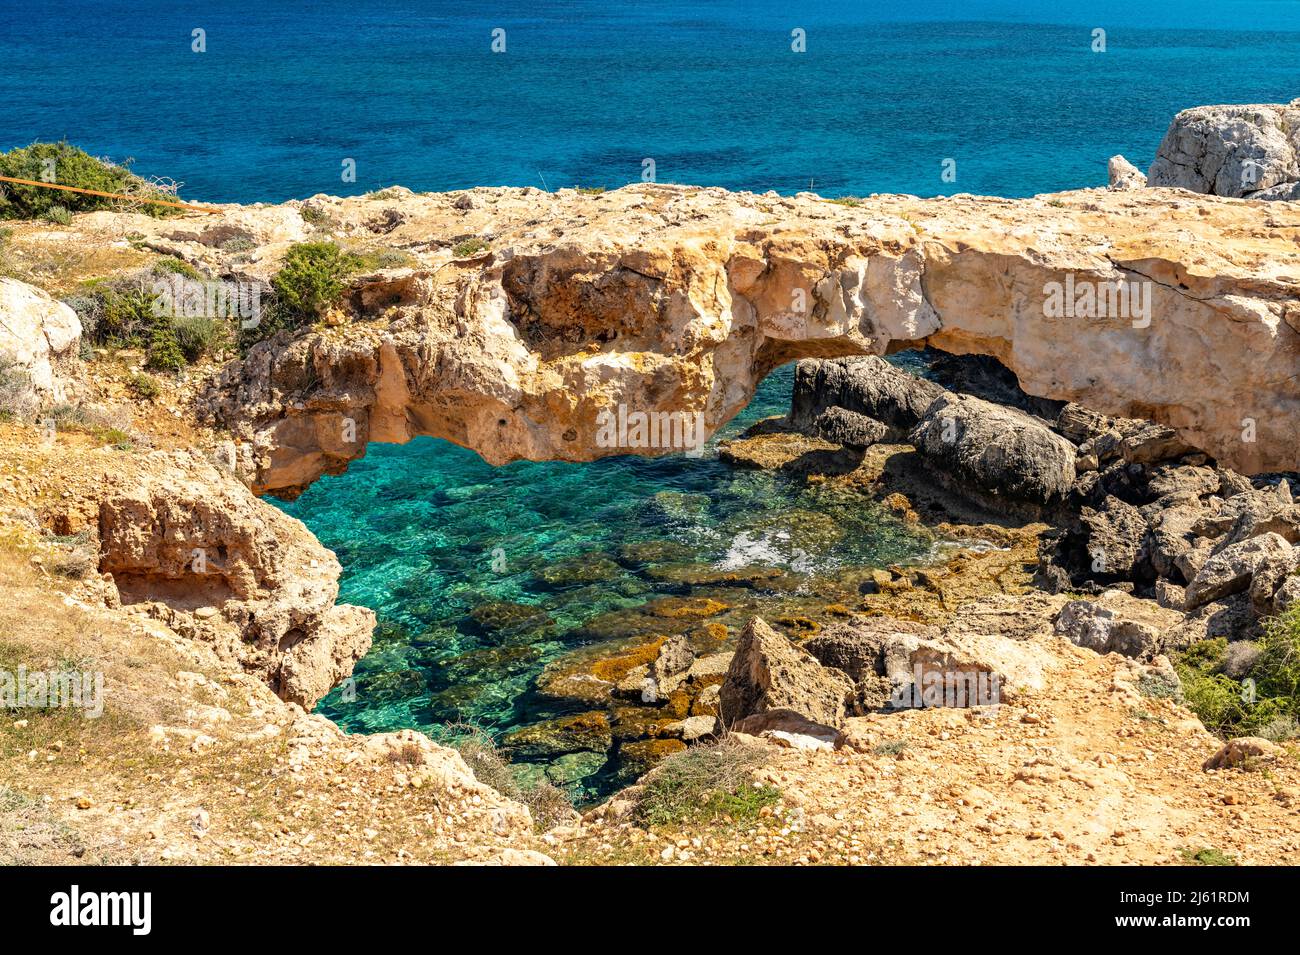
[167,184,1300,497]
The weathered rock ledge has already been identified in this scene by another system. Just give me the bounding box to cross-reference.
[163,183,1300,496]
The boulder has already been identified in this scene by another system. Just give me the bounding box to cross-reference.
[0,278,82,415]
[909,393,1077,506]
[1147,501,1208,580]
[804,613,1050,711]
[1052,593,1181,659]
[1120,423,1196,465]
[1080,496,1150,581]
[790,356,945,441]
[719,617,853,728]
[643,634,694,701]
[1185,532,1293,610]
[811,406,889,448]
[1108,154,1147,190]
[1147,102,1300,198]
[729,708,843,750]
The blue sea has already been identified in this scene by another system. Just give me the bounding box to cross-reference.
[6,1,1299,797]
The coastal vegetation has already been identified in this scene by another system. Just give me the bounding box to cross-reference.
[0,142,180,220]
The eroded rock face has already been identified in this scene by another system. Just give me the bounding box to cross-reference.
[0,278,81,415]
[188,185,1300,495]
[1147,101,1300,198]
[52,449,373,708]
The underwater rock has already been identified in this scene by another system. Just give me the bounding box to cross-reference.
[500,711,613,759]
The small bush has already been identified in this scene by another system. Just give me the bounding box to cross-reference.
[151,257,203,280]
[270,242,358,324]
[1175,606,1300,737]
[575,186,605,195]
[40,205,72,226]
[873,740,909,756]
[145,319,185,372]
[451,238,488,258]
[1180,847,1237,866]
[172,315,228,362]
[0,142,179,220]
[633,736,776,827]
[126,372,160,400]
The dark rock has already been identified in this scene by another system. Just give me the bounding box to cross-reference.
[811,406,889,448]
[1080,496,1151,582]
[791,356,944,441]
[1185,532,1293,610]
[501,711,613,759]
[1121,424,1196,465]
[909,393,1077,506]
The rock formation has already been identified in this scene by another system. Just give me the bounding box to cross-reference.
[1147,101,1300,199]
[146,183,1300,497]
[0,277,82,414]
[46,448,373,708]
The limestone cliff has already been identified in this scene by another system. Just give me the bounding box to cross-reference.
[156,184,1300,493]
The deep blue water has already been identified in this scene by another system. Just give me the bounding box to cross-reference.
[6,2,1299,796]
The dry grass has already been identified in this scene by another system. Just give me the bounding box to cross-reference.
[0,228,153,297]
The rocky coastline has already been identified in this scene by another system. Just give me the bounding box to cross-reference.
[1,101,1299,864]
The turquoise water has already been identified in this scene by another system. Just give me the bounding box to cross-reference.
[7,1,1300,794]
[278,364,932,796]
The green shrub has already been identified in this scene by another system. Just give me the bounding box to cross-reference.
[40,204,72,225]
[270,242,358,324]
[1180,847,1237,866]
[633,737,776,827]
[575,186,605,195]
[172,315,228,362]
[0,358,36,420]
[1175,606,1300,737]
[152,257,203,280]
[126,372,160,400]
[0,142,178,220]
[145,319,185,372]
[451,238,488,258]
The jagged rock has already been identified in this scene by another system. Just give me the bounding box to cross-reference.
[924,351,1065,420]
[1155,579,1187,610]
[1108,154,1147,190]
[644,634,695,700]
[0,278,82,415]
[1212,486,1300,551]
[909,393,1077,506]
[1120,423,1195,465]
[719,617,853,728]
[1052,593,1181,659]
[1146,465,1220,504]
[1248,547,1299,617]
[804,611,1051,711]
[70,449,373,708]
[1275,574,1300,614]
[1147,502,1209,580]
[791,356,944,441]
[1054,403,1111,444]
[1080,496,1150,581]
[1185,532,1293,610]
[1202,736,1284,771]
[811,406,889,448]
[1148,102,1300,198]
[1164,592,1258,649]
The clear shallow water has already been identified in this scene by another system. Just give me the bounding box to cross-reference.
[8,1,1300,794]
[278,364,933,796]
